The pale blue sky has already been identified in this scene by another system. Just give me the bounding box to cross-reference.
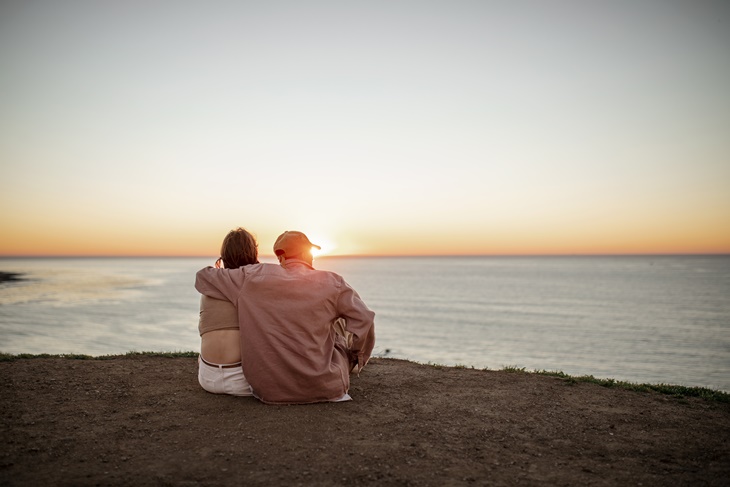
[1,0,728,255]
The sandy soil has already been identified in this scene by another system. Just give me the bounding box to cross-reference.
[1,355,728,486]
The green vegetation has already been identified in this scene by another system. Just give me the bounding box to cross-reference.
[120,351,199,358]
[415,361,728,402]
[502,365,730,403]
[0,351,198,362]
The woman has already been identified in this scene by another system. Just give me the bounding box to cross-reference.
[197,227,259,396]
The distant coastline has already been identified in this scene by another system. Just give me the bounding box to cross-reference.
[0,271,25,283]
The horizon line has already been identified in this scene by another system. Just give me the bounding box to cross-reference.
[1,252,729,259]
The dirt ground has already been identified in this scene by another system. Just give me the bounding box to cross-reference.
[1,355,728,486]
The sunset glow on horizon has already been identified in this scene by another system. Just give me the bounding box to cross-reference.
[1,1,729,258]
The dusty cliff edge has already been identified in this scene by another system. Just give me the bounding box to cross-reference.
[1,356,728,486]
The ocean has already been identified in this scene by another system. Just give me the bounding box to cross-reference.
[1,255,728,392]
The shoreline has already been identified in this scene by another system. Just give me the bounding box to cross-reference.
[1,355,729,486]
[2,255,728,396]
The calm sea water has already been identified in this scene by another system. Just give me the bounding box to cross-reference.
[1,256,728,391]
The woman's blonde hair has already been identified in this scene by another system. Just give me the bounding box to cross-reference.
[216,227,259,269]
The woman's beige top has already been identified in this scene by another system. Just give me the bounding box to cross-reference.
[198,295,238,335]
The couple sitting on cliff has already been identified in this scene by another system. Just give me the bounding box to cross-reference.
[195,228,376,405]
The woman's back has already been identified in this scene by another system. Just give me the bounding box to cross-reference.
[199,295,241,365]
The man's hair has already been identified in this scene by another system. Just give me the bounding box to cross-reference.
[219,227,259,269]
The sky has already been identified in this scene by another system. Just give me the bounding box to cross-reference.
[1,0,729,257]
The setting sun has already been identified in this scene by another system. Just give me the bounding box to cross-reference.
[309,237,336,258]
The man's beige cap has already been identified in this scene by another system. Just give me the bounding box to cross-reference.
[273,231,321,258]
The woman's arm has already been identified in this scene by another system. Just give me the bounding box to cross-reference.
[195,267,246,304]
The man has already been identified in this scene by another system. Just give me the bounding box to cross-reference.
[195,230,376,404]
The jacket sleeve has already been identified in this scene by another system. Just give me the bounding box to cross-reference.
[195,267,245,305]
[336,279,376,371]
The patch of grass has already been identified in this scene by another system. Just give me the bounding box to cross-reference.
[0,352,96,361]
[502,366,730,403]
[122,351,198,359]
[501,365,527,373]
[0,351,198,362]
